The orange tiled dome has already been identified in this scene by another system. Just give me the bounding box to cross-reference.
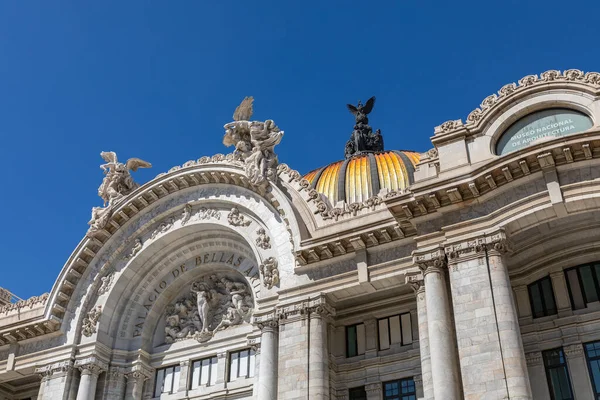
[303,150,420,204]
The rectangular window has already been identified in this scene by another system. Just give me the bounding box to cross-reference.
[191,356,218,389]
[349,386,367,400]
[566,262,600,310]
[383,378,416,400]
[584,341,600,399]
[528,276,557,318]
[346,323,366,357]
[154,365,180,397]
[228,348,256,382]
[378,313,413,350]
[543,348,574,400]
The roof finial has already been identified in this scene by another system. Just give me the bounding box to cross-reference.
[344,96,384,158]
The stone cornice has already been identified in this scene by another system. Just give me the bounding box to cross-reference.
[257,295,337,324]
[35,360,73,381]
[444,229,509,263]
[434,69,600,140]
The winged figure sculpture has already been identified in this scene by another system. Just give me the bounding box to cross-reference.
[98,151,152,206]
[347,96,376,125]
[233,96,254,121]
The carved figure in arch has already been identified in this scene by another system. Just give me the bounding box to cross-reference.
[256,228,271,250]
[227,207,251,227]
[164,315,195,344]
[214,307,242,333]
[190,284,212,333]
[219,277,250,317]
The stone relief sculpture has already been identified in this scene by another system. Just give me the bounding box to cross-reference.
[164,275,253,344]
[196,207,220,221]
[255,228,271,249]
[151,218,175,239]
[125,238,143,259]
[97,272,115,295]
[259,257,279,289]
[87,152,151,237]
[223,97,284,187]
[227,207,251,227]
[181,203,193,226]
[82,305,102,337]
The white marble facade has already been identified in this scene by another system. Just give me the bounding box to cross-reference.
[2,70,600,399]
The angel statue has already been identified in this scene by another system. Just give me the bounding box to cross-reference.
[97,151,152,206]
[347,96,376,126]
[223,97,284,187]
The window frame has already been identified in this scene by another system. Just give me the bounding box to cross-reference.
[542,348,575,400]
[382,377,417,400]
[154,364,180,396]
[190,355,218,389]
[528,276,558,318]
[345,323,363,358]
[228,348,255,381]
[348,386,367,400]
[565,262,600,310]
[377,312,412,351]
[584,341,600,399]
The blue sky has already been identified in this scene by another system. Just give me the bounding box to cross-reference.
[1,1,599,299]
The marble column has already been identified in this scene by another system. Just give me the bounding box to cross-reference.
[550,269,573,317]
[365,382,382,400]
[103,367,126,400]
[487,240,532,399]
[408,277,433,400]
[526,352,550,399]
[74,357,107,400]
[35,361,75,400]
[309,304,333,400]
[256,320,279,400]
[415,249,462,400]
[125,370,150,400]
[565,344,594,400]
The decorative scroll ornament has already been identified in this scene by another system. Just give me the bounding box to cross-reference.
[164,275,254,344]
[82,305,102,337]
[259,257,279,289]
[87,151,151,237]
[255,228,271,250]
[151,218,175,239]
[98,272,115,295]
[227,207,251,227]
[0,293,49,314]
[196,207,220,221]
[223,98,284,187]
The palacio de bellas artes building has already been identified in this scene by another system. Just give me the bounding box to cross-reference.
[4,68,600,400]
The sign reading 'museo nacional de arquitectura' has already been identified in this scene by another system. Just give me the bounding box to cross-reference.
[2,69,600,400]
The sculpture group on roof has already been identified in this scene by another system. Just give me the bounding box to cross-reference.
[345,96,384,158]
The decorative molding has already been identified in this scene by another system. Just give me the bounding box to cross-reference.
[525,351,542,367]
[0,293,49,314]
[150,218,175,239]
[259,257,279,289]
[564,343,584,358]
[195,207,220,221]
[81,305,102,337]
[124,238,143,259]
[444,229,509,263]
[276,295,336,323]
[406,273,425,295]
[365,382,382,395]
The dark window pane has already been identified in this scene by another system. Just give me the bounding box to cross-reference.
[349,386,367,400]
[346,325,357,357]
[581,265,599,303]
[541,278,557,315]
[544,349,574,400]
[530,282,544,317]
[566,269,586,310]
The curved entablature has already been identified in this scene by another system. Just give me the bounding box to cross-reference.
[434,69,600,139]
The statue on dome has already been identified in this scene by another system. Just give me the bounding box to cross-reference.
[223,97,284,187]
[344,96,384,158]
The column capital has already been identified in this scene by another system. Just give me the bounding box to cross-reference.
[125,365,153,382]
[179,360,190,367]
[108,366,125,379]
[444,228,510,264]
[564,343,584,358]
[365,382,382,395]
[413,247,447,275]
[75,356,108,376]
[35,360,73,381]
[406,273,425,295]
[275,295,336,323]
[525,351,543,367]
[253,313,279,331]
